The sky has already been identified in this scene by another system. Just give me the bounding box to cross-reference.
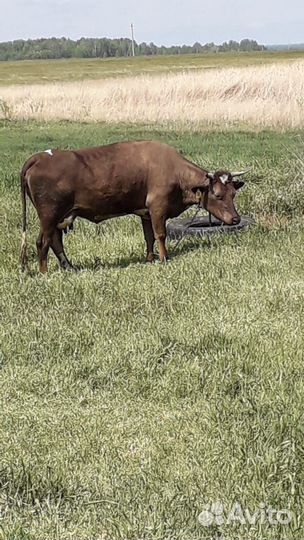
[1,0,303,46]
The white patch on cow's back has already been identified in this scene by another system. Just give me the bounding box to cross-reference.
[44,149,53,156]
[220,174,229,185]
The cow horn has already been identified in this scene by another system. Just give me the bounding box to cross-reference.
[231,169,250,178]
[207,172,215,180]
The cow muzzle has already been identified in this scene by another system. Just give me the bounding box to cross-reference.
[231,215,241,225]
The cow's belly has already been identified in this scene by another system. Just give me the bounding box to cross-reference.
[93,208,149,221]
[74,190,146,215]
[91,213,126,223]
[57,208,149,229]
[81,208,150,222]
[57,212,124,231]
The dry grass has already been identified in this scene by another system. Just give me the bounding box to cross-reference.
[1,60,304,128]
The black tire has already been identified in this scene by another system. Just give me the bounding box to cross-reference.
[166,215,254,241]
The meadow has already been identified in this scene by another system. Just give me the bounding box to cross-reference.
[1,119,304,539]
[1,59,304,129]
[0,49,303,86]
[1,49,304,539]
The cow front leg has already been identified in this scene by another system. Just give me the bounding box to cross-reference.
[51,229,73,270]
[141,217,155,263]
[149,211,168,262]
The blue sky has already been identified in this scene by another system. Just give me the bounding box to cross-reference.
[1,0,303,45]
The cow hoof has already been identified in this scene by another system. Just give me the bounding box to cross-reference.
[60,261,74,271]
[146,253,156,263]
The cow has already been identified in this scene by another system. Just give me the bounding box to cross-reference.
[20,140,247,273]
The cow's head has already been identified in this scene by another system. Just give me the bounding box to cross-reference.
[193,170,247,225]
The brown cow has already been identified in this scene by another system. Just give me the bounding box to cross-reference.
[20,140,246,273]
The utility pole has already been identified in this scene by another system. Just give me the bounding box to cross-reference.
[131,23,135,56]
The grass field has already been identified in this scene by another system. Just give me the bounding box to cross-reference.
[0,49,304,85]
[1,119,304,539]
[1,59,304,129]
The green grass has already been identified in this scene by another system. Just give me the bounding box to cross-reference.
[0,50,304,85]
[1,120,304,539]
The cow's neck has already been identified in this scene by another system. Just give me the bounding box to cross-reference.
[179,162,208,207]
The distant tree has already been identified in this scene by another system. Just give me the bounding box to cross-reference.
[0,37,267,61]
[239,39,265,52]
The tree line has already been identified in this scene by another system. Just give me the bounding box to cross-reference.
[0,37,266,61]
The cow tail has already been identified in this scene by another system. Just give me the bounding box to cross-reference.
[20,156,36,272]
[20,166,28,271]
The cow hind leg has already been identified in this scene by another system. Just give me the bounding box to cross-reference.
[36,228,53,273]
[149,209,168,262]
[141,217,155,263]
[51,229,73,270]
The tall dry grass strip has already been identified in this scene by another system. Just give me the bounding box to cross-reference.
[1,61,303,128]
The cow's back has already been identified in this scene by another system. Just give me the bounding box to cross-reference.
[22,140,187,219]
[73,140,181,184]
[24,140,181,185]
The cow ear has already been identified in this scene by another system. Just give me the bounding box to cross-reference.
[233,180,245,190]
